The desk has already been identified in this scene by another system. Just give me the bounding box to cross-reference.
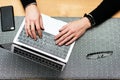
[0,0,120,17]
[0,17,120,79]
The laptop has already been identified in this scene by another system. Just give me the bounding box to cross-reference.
[11,14,75,71]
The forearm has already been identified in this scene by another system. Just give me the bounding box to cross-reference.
[20,0,36,9]
[89,0,120,26]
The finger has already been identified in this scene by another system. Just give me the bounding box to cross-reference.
[27,25,33,38]
[55,31,71,45]
[65,29,86,45]
[65,37,77,46]
[35,19,42,38]
[25,19,29,37]
[58,33,74,46]
[31,21,37,40]
[40,15,44,30]
[26,20,33,38]
[55,28,68,40]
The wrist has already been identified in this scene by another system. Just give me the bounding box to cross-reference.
[82,17,91,29]
[84,13,96,27]
[25,2,37,10]
[25,3,38,13]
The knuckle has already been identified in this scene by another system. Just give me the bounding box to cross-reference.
[31,29,34,32]
[26,27,29,30]
[66,37,70,41]
[62,35,66,39]
[27,29,31,32]
[70,30,75,33]
[75,35,79,38]
[26,25,29,29]
[74,36,79,39]
[36,27,40,31]
[61,31,64,34]
[30,18,37,21]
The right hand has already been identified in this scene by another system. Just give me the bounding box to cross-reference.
[25,4,44,40]
[55,17,91,46]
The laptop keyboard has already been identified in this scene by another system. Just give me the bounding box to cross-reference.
[17,28,70,59]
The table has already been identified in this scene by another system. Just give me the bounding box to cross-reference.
[0,16,120,79]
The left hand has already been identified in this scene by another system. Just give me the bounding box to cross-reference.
[55,17,91,46]
[25,4,44,40]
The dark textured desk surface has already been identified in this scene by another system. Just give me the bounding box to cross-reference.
[0,16,120,79]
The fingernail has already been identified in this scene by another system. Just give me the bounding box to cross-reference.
[55,42,58,45]
[34,38,37,41]
[58,43,62,46]
[65,44,68,46]
[26,34,29,37]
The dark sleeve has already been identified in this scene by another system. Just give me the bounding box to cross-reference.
[90,0,120,26]
[20,0,36,9]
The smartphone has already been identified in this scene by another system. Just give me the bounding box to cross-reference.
[1,6,15,32]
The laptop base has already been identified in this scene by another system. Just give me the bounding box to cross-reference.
[11,44,65,71]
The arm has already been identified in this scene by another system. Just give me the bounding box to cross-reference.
[90,0,120,26]
[55,0,120,46]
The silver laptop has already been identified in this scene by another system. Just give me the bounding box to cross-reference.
[11,14,75,71]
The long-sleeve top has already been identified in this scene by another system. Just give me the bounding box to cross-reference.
[90,0,120,25]
[20,0,120,26]
[20,0,36,9]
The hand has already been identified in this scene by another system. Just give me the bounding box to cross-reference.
[25,4,44,40]
[55,17,91,46]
